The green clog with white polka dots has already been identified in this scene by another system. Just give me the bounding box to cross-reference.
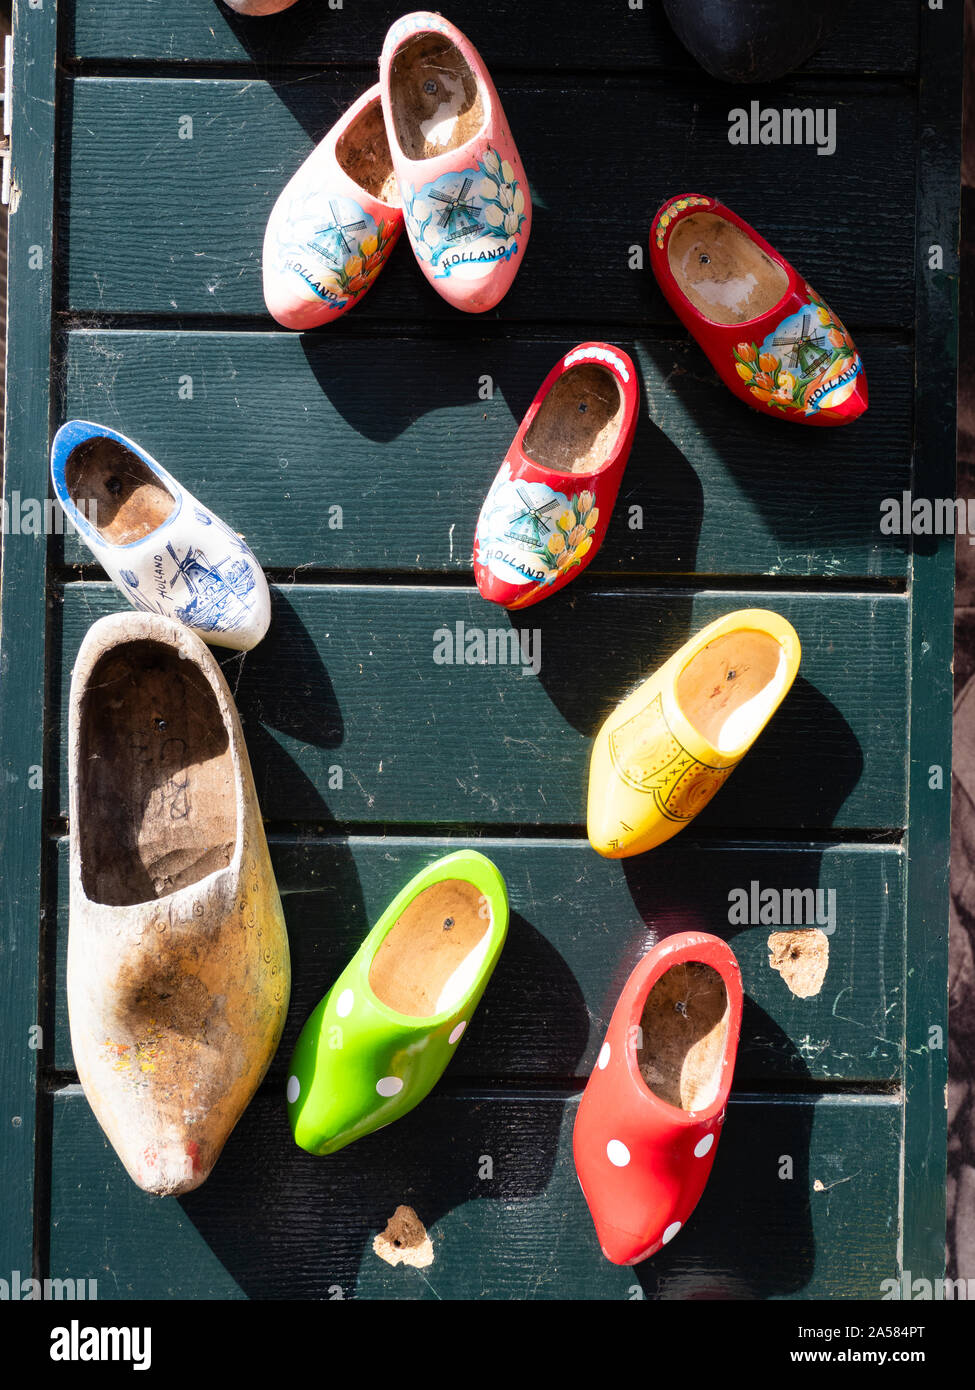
[286,849,509,1155]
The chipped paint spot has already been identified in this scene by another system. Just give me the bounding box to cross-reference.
[373,1205,435,1268]
[767,929,830,998]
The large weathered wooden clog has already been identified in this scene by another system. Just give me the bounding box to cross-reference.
[380,12,531,313]
[650,195,867,426]
[51,420,271,650]
[588,609,801,857]
[574,932,742,1265]
[474,343,639,609]
[67,613,291,1195]
[287,850,508,1154]
[263,84,403,329]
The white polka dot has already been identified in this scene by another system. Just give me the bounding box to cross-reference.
[662,1221,681,1244]
[376,1076,403,1098]
[449,1021,467,1044]
[286,1075,300,1104]
[606,1139,630,1167]
[694,1133,714,1158]
[336,988,354,1018]
[597,1042,611,1070]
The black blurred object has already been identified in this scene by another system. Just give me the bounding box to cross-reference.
[662,0,843,84]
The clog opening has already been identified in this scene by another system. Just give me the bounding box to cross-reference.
[523,364,625,475]
[667,212,789,326]
[64,436,176,546]
[336,101,402,206]
[390,34,484,159]
[677,629,788,754]
[369,879,492,1017]
[77,641,236,906]
[637,961,729,1111]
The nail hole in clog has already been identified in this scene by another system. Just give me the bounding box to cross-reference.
[65,438,176,546]
[668,212,788,325]
[524,364,625,476]
[637,962,729,1112]
[390,34,484,159]
[369,880,493,1016]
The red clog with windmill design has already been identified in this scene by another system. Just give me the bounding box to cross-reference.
[650,194,867,426]
[473,342,639,609]
[573,931,743,1265]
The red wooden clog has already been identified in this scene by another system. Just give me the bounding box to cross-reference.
[650,194,867,427]
[573,931,742,1265]
[473,343,639,609]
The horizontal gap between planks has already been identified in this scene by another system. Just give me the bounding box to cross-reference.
[56,314,916,343]
[50,569,909,595]
[43,1075,903,1102]
[44,822,906,847]
[58,61,920,86]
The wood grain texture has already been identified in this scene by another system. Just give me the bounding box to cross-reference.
[55,583,909,830]
[48,836,905,1083]
[60,75,915,324]
[47,1086,900,1300]
[60,329,911,579]
[65,0,919,74]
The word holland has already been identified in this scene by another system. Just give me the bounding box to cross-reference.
[880,493,975,544]
[727,881,836,934]
[50,1321,150,1371]
[2,493,96,535]
[0,1270,97,1300]
[728,101,837,157]
[433,621,541,676]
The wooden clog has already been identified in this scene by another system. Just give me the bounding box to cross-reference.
[662,0,842,85]
[573,932,742,1265]
[380,12,531,313]
[287,850,508,1154]
[650,195,867,426]
[51,420,271,650]
[263,85,404,329]
[223,1,300,14]
[588,609,801,857]
[67,613,291,1195]
[474,343,639,609]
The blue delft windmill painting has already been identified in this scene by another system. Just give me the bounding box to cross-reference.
[428,175,484,245]
[309,198,371,271]
[118,511,257,636]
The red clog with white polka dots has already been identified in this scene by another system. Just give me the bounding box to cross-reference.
[573,931,742,1264]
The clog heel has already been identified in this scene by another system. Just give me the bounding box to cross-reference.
[574,932,743,1265]
[51,420,271,650]
[650,195,867,426]
[67,612,291,1195]
[287,850,508,1154]
[380,12,531,313]
[474,343,639,609]
[263,85,404,329]
[588,609,800,857]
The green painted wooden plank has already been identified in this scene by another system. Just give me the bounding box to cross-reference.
[0,0,59,1280]
[47,1087,901,1300]
[48,836,905,1084]
[66,0,919,74]
[899,0,959,1286]
[60,329,911,579]
[60,76,916,324]
[56,584,909,830]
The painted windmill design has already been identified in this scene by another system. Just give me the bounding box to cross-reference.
[310,199,370,270]
[504,486,562,553]
[429,176,484,245]
[166,541,255,635]
[769,310,832,377]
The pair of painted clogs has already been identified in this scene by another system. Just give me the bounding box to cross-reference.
[50,420,270,651]
[263,12,531,324]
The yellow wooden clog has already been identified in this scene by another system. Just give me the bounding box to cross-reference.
[587,610,801,858]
